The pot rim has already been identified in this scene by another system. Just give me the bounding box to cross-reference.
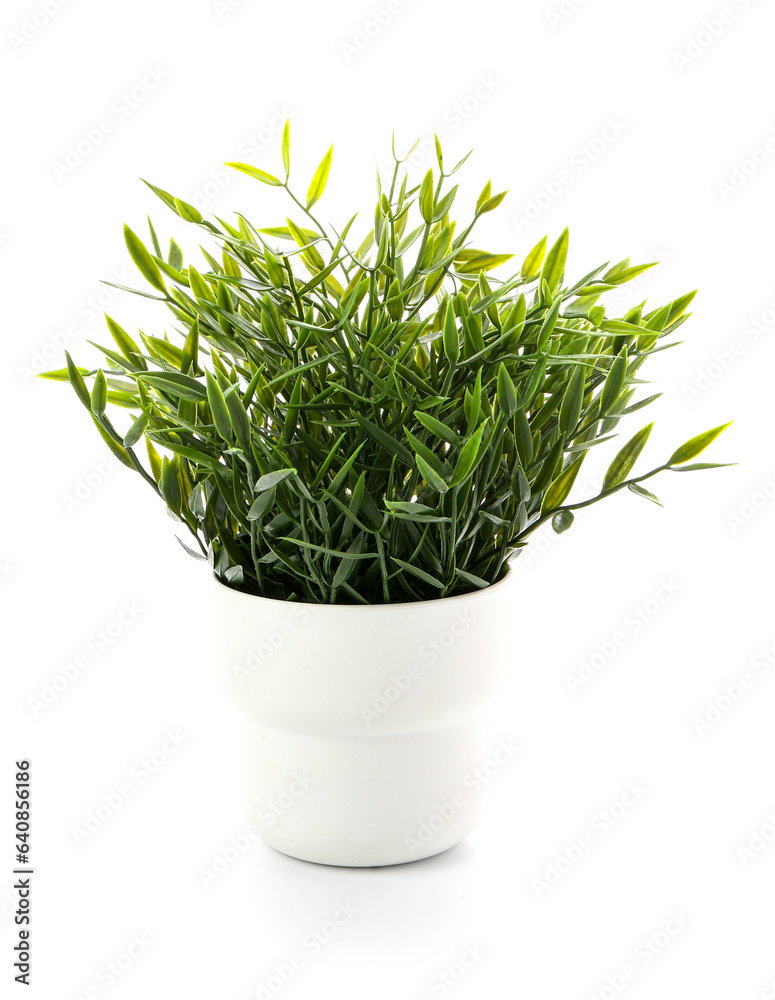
[212,562,515,612]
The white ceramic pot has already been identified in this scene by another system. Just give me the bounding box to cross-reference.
[213,570,515,867]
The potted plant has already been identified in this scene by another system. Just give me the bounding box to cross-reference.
[43,126,731,867]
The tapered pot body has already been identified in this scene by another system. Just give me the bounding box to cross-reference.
[213,571,515,867]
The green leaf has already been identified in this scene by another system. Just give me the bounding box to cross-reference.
[603,423,653,491]
[416,455,449,493]
[124,411,149,448]
[93,418,134,470]
[434,134,444,173]
[284,374,303,444]
[64,351,90,408]
[159,456,181,513]
[541,456,584,512]
[297,255,347,296]
[603,262,657,286]
[385,501,450,523]
[558,364,585,435]
[225,162,283,186]
[476,180,491,213]
[477,190,508,215]
[669,462,736,472]
[257,225,318,241]
[443,299,460,366]
[281,120,290,178]
[415,411,460,447]
[328,443,366,494]
[255,468,296,492]
[419,170,434,223]
[628,482,663,505]
[667,422,732,466]
[433,185,458,222]
[392,557,445,590]
[521,235,547,279]
[396,224,425,257]
[182,317,200,374]
[168,238,184,271]
[600,348,627,415]
[173,197,202,224]
[247,488,276,521]
[146,438,162,481]
[536,297,562,351]
[140,372,207,402]
[449,421,489,488]
[519,358,546,408]
[497,363,518,417]
[188,265,214,303]
[124,225,166,293]
[455,568,490,589]
[454,251,514,274]
[666,290,697,326]
[105,315,143,367]
[355,414,414,466]
[540,227,569,293]
[285,217,326,270]
[306,145,333,208]
[90,370,107,416]
[205,370,233,440]
[225,386,251,450]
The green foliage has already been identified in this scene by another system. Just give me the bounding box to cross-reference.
[42,127,732,603]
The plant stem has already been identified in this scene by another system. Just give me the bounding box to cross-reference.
[512,464,670,544]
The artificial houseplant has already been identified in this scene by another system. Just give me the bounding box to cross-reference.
[43,128,731,865]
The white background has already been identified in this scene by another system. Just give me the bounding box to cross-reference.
[2,0,774,997]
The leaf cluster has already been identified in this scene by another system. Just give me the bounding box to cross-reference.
[42,127,732,603]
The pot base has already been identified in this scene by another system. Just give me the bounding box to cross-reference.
[238,717,488,868]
